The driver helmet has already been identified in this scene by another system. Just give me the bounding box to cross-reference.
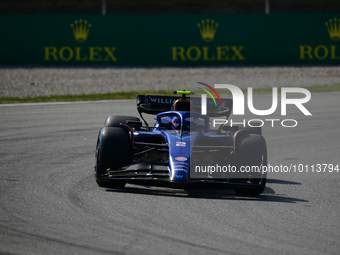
[171,116,190,130]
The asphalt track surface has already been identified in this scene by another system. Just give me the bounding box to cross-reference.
[0,92,339,255]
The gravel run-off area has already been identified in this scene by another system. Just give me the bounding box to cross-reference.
[1,66,340,98]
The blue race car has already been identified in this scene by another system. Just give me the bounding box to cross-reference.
[95,91,267,195]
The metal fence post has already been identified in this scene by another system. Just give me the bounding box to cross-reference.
[102,0,106,15]
[266,0,270,14]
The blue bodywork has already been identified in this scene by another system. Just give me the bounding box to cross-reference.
[154,111,208,183]
[132,111,234,185]
[96,94,266,191]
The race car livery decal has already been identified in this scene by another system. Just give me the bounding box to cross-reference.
[173,161,189,173]
[176,142,187,147]
[175,157,187,161]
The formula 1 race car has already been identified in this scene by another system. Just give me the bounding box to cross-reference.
[94,91,267,195]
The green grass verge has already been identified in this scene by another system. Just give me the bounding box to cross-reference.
[1,84,339,104]
[0,90,175,104]
[244,83,340,95]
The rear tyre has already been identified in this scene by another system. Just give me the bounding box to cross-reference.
[95,127,130,188]
[105,115,141,129]
[242,121,262,135]
[234,133,267,195]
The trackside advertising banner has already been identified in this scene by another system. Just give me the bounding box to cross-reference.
[1,13,340,66]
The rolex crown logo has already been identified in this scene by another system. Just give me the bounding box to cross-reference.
[325,18,340,41]
[197,19,219,42]
[70,19,92,43]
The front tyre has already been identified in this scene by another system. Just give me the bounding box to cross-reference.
[234,133,267,195]
[95,127,130,188]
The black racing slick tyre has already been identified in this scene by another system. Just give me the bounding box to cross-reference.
[242,121,262,135]
[234,133,267,196]
[104,115,141,129]
[95,127,130,188]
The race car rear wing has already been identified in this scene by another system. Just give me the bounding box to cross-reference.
[136,95,233,118]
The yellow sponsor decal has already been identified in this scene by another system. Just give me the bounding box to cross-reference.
[299,45,340,60]
[325,18,340,41]
[171,46,244,61]
[299,18,340,60]
[44,19,117,62]
[172,19,244,61]
[70,19,92,43]
[197,19,219,42]
[44,47,117,61]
